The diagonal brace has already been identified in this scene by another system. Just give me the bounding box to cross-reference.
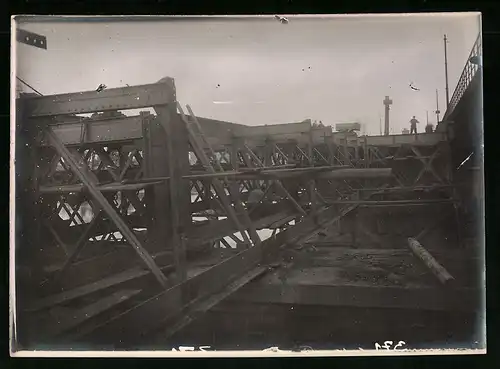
[44,127,169,288]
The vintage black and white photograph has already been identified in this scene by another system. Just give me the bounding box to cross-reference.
[10,14,485,356]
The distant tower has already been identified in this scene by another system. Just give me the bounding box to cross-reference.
[383,96,393,136]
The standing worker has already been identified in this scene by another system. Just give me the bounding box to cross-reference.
[410,116,419,135]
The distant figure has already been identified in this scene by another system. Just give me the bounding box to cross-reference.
[425,124,434,133]
[410,116,419,134]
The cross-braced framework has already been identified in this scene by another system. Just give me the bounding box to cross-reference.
[14,73,480,349]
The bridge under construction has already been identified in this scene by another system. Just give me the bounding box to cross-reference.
[13,33,483,351]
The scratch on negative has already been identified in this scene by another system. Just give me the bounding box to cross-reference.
[457,152,474,170]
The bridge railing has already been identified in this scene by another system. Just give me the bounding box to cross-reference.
[444,33,482,119]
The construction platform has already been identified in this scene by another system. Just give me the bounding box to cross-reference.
[13,33,484,351]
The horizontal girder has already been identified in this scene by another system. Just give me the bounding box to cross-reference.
[23,78,176,117]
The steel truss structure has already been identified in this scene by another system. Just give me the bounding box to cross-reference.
[14,75,479,349]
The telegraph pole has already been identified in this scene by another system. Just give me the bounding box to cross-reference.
[444,34,450,108]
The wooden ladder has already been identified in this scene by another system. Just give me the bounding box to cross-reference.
[178,103,261,248]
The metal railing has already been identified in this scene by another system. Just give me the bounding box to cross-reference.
[444,33,482,119]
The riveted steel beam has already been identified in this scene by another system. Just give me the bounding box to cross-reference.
[23,78,176,117]
[39,116,144,146]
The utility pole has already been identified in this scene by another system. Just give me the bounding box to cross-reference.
[379,114,382,136]
[383,96,393,136]
[435,89,441,123]
[444,34,450,108]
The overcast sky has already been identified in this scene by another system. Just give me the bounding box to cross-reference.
[15,14,480,135]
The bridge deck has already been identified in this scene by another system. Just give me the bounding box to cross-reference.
[228,246,481,312]
[43,114,446,148]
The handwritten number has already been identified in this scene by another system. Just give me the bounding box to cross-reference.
[374,341,406,351]
[383,341,393,350]
[394,341,406,351]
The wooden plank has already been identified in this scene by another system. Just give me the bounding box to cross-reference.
[27,264,174,312]
[42,289,142,339]
[229,284,480,312]
[38,249,173,295]
[24,79,176,117]
[76,204,349,344]
[407,237,455,285]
